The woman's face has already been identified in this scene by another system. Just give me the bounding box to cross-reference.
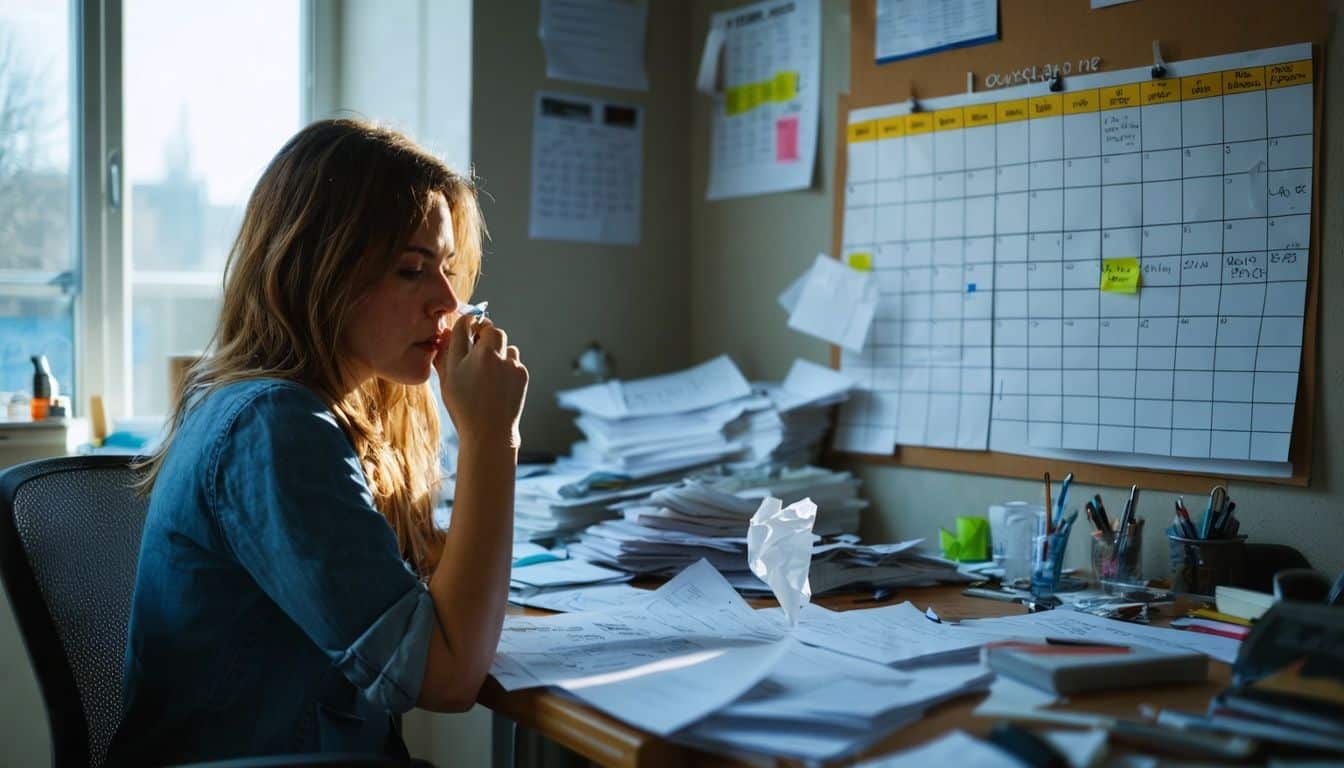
[345,196,462,386]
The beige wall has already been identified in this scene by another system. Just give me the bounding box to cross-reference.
[689,0,1344,580]
[471,1,694,457]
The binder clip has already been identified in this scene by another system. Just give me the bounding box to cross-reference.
[907,91,921,113]
[1150,40,1168,79]
[1048,71,1063,92]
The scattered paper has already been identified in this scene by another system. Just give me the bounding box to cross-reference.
[787,255,880,352]
[508,583,654,613]
[769,359,855,413]
[972,676,1059,718]
[874,0,998,63]
[492,559,790,735]
[558,355,753,420]
[538,0,648,91]
[855,730,1021,768]
[792,601,1031,666]
[961,608,1242,664]
[748,496,817,626]
[529,92,642,246]
[683,654,992,761]
[706,0,820,200]
[777,269,807,314]
[509,558,630,590]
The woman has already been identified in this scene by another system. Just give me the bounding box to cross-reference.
[108,119,527,764]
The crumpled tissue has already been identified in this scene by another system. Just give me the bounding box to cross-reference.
[747,496,817,626]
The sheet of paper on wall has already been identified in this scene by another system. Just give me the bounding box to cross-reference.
[537,0,649,91]
[529,92,642,246]
[705,0,820,200]
[874,0,998,63]
[787,255,879,352]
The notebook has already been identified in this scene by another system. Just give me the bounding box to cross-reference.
[983,641,1208,695]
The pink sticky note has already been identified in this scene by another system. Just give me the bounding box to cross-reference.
[776,116,799,162]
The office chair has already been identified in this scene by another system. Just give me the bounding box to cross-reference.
[0,456,409,768]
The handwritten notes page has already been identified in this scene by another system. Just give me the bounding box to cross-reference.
[839,44,1312,474]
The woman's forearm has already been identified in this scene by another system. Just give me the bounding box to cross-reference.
[422,437,517,708]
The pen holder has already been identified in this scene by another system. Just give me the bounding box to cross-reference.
[1166,534,1248,596]
[1030,530,1069,599]
[1091,527,1143,594]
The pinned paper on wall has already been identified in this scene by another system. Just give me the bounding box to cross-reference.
[538,0,649,92]
[786,255,879,352]
[706,0,820,200]
[529,92,643,246]
[874,0,998,63]
[1100,258,1140,293]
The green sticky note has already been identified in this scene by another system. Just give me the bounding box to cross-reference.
[1101,257,1140,293]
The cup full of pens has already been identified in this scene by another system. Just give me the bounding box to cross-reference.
[1166,485,1247,596]
[1086,485,1144,594]
[1029,471,1082,599]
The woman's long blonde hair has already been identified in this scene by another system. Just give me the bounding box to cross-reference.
[138,118,484,576]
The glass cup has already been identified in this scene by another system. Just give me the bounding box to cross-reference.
[1092,530,1143,594]
[993,503,1047,586]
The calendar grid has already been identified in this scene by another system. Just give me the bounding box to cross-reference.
[836,44,1312,468]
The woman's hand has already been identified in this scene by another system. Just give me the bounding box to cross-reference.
[435,315,528,449]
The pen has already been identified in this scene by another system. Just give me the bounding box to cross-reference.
[1093,494,1111,535]
[1115,484,1138,558]
[1056,472,1073,526]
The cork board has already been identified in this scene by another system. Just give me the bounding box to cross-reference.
[829,0,1327,492]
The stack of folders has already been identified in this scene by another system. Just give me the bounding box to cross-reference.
[982,641,1208,695]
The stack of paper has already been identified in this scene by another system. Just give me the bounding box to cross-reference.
[729,359,856,466]
[566,465,966,595]
[513,472,672,541]
[555,356,764,479]
[567,465,864,572]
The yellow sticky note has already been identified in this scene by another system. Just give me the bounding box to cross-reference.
[1100,258,1140,293]
[847,252,873,272]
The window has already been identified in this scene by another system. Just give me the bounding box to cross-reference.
[0,0,306,420]
[0,1,75,401]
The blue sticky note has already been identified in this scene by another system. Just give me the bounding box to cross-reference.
[967,283,977,293]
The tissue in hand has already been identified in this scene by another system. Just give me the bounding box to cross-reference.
[747,496,817,626]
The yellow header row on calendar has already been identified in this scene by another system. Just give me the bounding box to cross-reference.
[846,60,1312,143]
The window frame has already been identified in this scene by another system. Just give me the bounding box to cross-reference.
[65,0,322,421]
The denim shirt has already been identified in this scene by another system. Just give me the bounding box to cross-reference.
[108,379,434,765]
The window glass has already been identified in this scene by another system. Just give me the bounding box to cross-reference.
[125,0,301,416]
[0,1,75,404]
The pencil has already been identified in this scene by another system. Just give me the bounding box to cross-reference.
[1044,472,1053,534]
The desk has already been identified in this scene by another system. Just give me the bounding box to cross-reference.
[481,585,1229,767]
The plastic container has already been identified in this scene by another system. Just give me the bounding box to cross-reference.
[1092,529,1143,594]
[991,502,1047,585]
[1167,534,1248,596]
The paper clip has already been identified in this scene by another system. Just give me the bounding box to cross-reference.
[1151,40,1168,79]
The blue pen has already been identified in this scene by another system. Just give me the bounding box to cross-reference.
[1056,472,1073,523]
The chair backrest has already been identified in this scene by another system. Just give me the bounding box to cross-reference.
[0,455,149,768]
